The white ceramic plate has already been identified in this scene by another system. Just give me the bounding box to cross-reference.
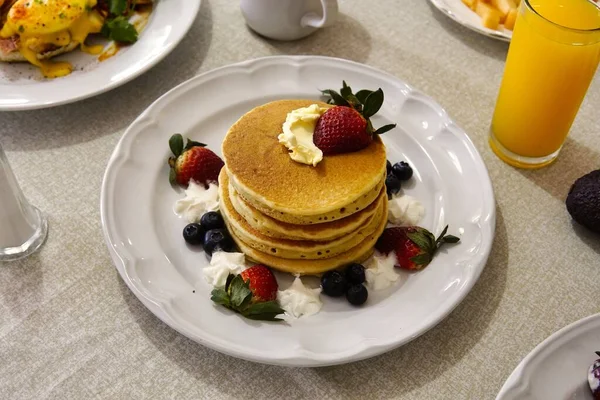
[497,314,600,400]
[0,0,200,111]
[100,56,496,367]
[429,0,512,42]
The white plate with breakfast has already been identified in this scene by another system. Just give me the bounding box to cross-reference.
[429,0,517,42]
[100,55,495,366]
[497,313,600,399]
[0,0,200,111]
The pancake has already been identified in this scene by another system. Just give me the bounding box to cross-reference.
[222,99,387,224]
[225,198,389,275]
[220,173,386,260]
[236,176,385,226]
[225,171,384,241]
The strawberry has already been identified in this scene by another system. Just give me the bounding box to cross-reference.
[210,265,284,322]
[168,133,224,187]
[313,81,396,155]
[313,106,372,154]
[239,265,278,302]
[375,225,460,270]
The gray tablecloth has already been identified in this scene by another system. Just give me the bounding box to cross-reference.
[2,0,600,398]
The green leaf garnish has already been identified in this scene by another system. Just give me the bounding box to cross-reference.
[374,124,396,135]
[107,0,128,15]
[169,134,184,157]
[210,274,284,322]
[362,88,384,119]
[101,16,139,44]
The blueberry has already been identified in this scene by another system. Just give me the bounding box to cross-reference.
[386,160,392,175]
[345,263,366,284]
[346,284,368,306]
[200,211,225,231]
[183,223,204,245]
[321,270,347,297]
[204,228,234,256]
[392,161,413,181]
[385,173,401,196]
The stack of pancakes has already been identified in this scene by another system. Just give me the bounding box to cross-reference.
[220,99,388,275]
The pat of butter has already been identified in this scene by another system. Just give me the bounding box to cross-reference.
[278,104,330,166]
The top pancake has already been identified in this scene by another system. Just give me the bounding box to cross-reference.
[222,99,387,219]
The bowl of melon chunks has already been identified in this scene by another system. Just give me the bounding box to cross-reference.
[461,0,520,32]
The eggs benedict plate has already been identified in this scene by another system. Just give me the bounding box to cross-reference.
[0,0,152,78]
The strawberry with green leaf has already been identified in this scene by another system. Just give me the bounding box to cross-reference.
[168,134,224,187]
[375,225,460,270]
[211,265,284,321]
[313,81,397,155]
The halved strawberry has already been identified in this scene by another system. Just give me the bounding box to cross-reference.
[375,225,460,270]
[313,81,396,155]
[168,134,224,187]
[239,265,278,302]
[210,265,284,321]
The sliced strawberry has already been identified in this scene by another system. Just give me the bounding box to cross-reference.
[240,264,278,302]
[375,225,460,270]
[168,134,224,187]
[210,265,284,322]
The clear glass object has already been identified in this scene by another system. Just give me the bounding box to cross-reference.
[0,144,47,261]
[490,0,600,169]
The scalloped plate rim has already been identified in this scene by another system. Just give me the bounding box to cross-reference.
[100,55,496,366]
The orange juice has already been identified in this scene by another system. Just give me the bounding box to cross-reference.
[490,0,600,168]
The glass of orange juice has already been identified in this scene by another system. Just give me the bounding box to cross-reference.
[490,0,600,169]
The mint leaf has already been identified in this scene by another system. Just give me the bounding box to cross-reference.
[101,16,138,43]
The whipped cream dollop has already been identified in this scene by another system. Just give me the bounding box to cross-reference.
[365,253,399,291]
[388,194,425,226]
[203,251,247,288]
[174,181,219,223]
[277,276,323,318]
[278,104,330,166]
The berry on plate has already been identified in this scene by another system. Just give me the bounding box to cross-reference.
[375,225,460,270]
[200,211,225,231]
[168,134,224,187]
[392,161,413,181]
[204,228,234,256]
[210,265,284,322]
[385,173,401,197]
[346,284,368,306]
[345,263,366,285]
[313,81,396,155]
[182,223,204,245]
[321,270,347,297]
[240,265,279,303]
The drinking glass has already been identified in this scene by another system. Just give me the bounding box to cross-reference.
[0,144,47,261]
[490,0,600,169]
